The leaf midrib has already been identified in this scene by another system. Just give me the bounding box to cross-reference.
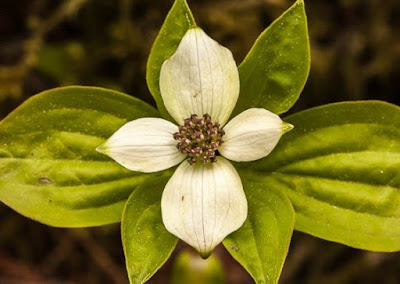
[249,150,400,174]
[0,157,114,163]
[274,171,400,190]
[271,173,400,219]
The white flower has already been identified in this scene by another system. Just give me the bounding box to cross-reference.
[97,28,293,258]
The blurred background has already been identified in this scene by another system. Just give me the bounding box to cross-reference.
[0,0,399,283]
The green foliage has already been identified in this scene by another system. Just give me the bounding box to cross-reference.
[171,251,225,284]
[146,0,196,121]
[122,177,177,284]
[233,0,310,116]
[0,86,164,227]
[223,180,294,284]
[37,43,84,85]
[239,101,400,252]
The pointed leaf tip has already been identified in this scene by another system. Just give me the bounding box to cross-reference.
[233,0,310,115]
[223,181,294,284]
[282,122,294,134]
[199,251,212,260]
[95,143,108,154]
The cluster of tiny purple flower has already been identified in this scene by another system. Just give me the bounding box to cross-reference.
[173,114,225,164]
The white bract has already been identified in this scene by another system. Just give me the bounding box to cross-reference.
[97,28,292,258]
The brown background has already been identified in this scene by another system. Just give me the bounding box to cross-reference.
[0,0,399,283]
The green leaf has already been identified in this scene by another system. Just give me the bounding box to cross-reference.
[146,0,196,121]
[122,176,178,284]
[233,0,310,116]
[223,180,294,284]
[0,86,164,227]
[243,101,400,252]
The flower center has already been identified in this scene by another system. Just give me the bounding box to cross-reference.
[173,114,225,165]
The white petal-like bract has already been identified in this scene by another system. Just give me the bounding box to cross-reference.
[161,157,247,258]
[160,28,240,126]
[219,108,289,162]
[96,118,184,173]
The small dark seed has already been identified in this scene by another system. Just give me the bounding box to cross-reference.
[179,126,187,134]
[197,119,204,126]
[210,142,218,150]
[190,114,198,122]
[181,138,190,146]
[187,157,196,165]
[196,133,204,141]
[184,118,193,127]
